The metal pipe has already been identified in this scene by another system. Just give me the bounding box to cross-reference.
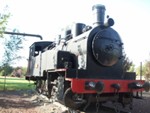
[4,31,43,40]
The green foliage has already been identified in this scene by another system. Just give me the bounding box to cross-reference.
[0,66,27,77]
[128,64,135,72]
[135,64,146,76]
[135,61,150,81]
[0,5,10,38]
[0,14,10,37]
[0,65,14,76]
[144,61,150,81]
[0,70,4,76]
[2,29,24,65]
[3,65,13,76]
[22,67,27,76]
[0,29,25,76]
[123,54,133,72]
[12,67,26,77]
[0,5,26,78]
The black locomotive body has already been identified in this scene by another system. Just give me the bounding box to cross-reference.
[26,4,150,113]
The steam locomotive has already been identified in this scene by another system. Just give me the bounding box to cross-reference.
[26,4,150,113]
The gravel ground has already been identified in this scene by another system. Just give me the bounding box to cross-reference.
[132,92,150,113]
[0,90,150,113]
[0,90,67,113]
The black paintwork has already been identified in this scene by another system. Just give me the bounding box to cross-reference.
[27,4,133,81]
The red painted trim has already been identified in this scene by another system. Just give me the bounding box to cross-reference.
[66,78,145,93]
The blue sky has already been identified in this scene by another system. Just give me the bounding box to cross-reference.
[1,0,150,67]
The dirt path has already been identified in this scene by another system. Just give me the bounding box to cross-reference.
[0,90,150,113]
[0,90,67,113]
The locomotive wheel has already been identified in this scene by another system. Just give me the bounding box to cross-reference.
[68,108,81,113]
[51,76,64,101]
[36,79,49,96]
[41,79,52,98]
[36,79,43,93]
[56,76,64,100]
[64,88,84,110]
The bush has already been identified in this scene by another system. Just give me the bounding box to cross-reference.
[0,65,14,76]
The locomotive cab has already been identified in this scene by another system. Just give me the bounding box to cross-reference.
[26,41,53,80]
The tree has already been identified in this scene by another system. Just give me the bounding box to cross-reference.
[123,54,133,72]
[0,14,10,37]
[135,60,150,81]
[0,5,10,38]
[0,29,25,77]
[0,64,13,76]
[22,67,27,76]
[2,29,24,66]
[11,67,22,77]
[144,61,150,81]
[128,64,135,72]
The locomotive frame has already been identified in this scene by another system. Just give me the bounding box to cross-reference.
[26,4,150,113]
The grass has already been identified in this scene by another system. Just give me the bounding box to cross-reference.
[0,76,35,91]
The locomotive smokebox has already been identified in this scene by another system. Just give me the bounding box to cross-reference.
[92,4,105,26]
